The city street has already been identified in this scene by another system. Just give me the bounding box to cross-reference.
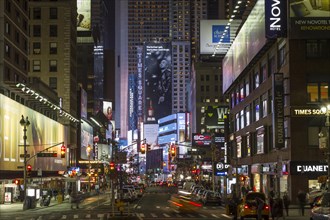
[0,186,312,220]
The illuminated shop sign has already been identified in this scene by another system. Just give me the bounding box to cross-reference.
[290,161,328,175]
[272,73,284,149]
[265,0,287,38]
[291,107,326,117]
[192,133,212,146]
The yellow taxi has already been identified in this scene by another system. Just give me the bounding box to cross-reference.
[168,190,202,213]
[238,192,270,220]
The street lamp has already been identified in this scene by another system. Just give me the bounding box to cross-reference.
[20,115,30,210]
[86,144,92,192]
[321,104,330,192]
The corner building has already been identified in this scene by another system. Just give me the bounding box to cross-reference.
[223,0,330,202]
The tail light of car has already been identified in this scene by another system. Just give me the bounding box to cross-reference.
[189,201,202,207]
[264,204,269,210]
[244,204,250,209]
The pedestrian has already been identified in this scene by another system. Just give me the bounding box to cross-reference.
[256,197,265,220]
[70,190,81,209]
[297,189,307,216]
[283,192,290,216]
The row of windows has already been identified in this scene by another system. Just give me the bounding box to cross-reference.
[32,42,58,55]
[32,60,57,72]
[32,7,58,19]
[5,44,28,72]
[32,25,58,37]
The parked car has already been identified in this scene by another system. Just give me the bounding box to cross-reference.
[310,192,330,220]
[201,191,222,205]
[238,192,270,220]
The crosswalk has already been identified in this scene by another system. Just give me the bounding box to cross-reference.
[135,212,221,218]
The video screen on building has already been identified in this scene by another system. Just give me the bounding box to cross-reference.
[144,42,172,121]
[80,120,93,160]
[77,0,91,31]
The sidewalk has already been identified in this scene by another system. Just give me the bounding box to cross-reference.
[0,191,109,214]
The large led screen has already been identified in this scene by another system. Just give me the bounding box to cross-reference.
[223,0,267,93]
[103,101,115,140]
[0,94,68,171]
[289,0,330,39]
[144,43,172,121]
[77,0,91,31]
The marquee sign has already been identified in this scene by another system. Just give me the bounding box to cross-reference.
[290,161,328,175]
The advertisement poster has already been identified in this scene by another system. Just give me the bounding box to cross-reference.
[144,42,172,122]
[289,0,330,39]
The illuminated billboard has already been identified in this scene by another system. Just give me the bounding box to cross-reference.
[77,0,91,31]
[203,106,229,127]
[200,20,235,55]
[144,42,172,121]
[0,94,68,171]
[223,0,267,93]
[80,88,87,120]
[289,0,330,39]
[80,120,93,160]
[102,101,115,140]
[265,0,287,38]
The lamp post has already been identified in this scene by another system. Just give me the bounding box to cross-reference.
[321,104,330,192]
[20,115,30,210]
[87,144,92,192]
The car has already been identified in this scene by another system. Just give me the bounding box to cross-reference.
[238,192,270,220]
[120,188,134,202]
[177,181,184,189]
[168,191,202,213]
[310,192,330,220]
[201,191,222,205]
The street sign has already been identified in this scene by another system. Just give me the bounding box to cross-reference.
[20,154,30,158]
[17,166,24,169]
[37,152,57,157]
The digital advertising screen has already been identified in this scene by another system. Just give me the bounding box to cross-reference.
[144,42,172,121]
[77,0,91,31]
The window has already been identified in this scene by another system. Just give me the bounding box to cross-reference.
[237,137,242,158]
[307,82,329,102]
[33,25,41,37]
[5,44,10,57]
[206,75,210,81]
[262,93,268,118]
[201,85,204,92]
[245,105,250,126]
[201,75,204,81]
[256,133,264,154]
[278,44,286,67]
[215,85,218,92]
[269,56,276,76]
[240,83,244,102]
[33,8,41,19]
[49,42,57,54]
[15,53,19,64]
[255,99,260,121]
[33,60,41,72]
[5,22,10,34]
[246,134,251,157]
[236,113,240,131]
[49,25,57,37]
[240,110,244,129]
[306,40,329,58]
[49,60,57,72]
[49,77,57,89]
[261,63,267,82]
[245,77,250,97]
[254,71,260,89]
[33,42,41,54]
[49,8,58,19]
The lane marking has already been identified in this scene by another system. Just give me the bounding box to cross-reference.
[163,213,171,217]
[73,214,79,219]
[151,213,157,217]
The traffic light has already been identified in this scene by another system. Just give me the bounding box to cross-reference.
[239,175,246,182]
[27,164,32,177]
[110,161,115,171]
[147,144,151,151]
[140,144,146,154]
[61,145,66,158]
[14,179,20,185]
[170,144,176,157]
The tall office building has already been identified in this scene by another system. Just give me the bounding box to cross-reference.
[29,0,78,149]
